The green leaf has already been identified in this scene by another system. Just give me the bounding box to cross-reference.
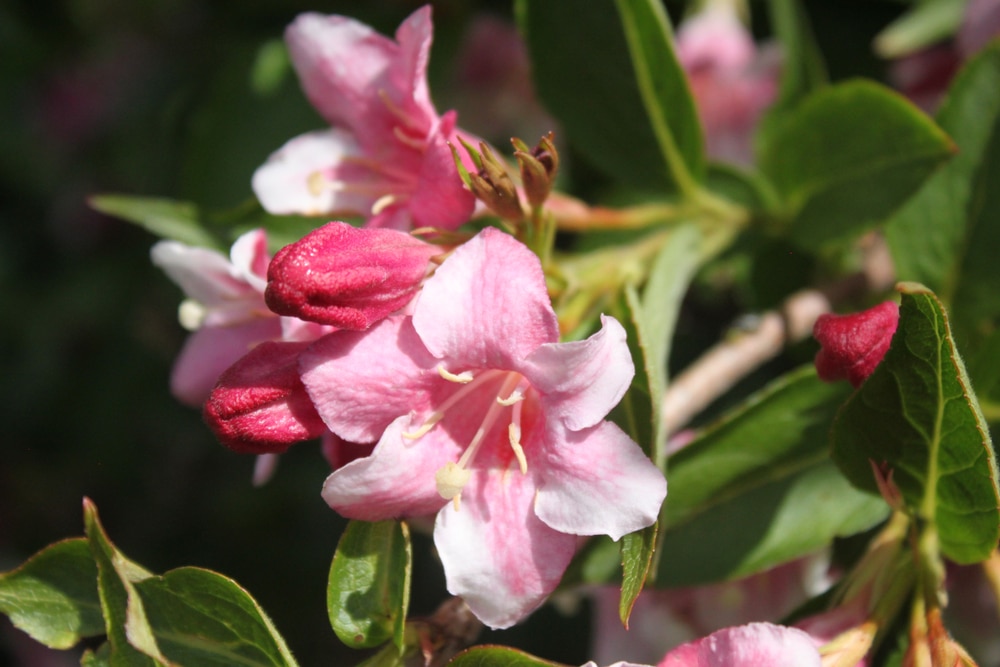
[84,498,300,667]
[765,0,827,112]
[89,194,220,249]
[831,284,1000,564]
[447,646,567,667]
[516,0,702,192]
[132,568,300,667]
[625,223,703,469]
[81,643,113,667]
[618,522,656,627]
[84,498,166,666]
[0,538,103,649]
[758,80,954,248]
[328,520,412,650]
[886,44,1000,356]
[655,366,888,585]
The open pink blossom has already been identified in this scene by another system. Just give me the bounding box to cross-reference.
[299,228,665,629]
[252,7,476,230]
[657,623,822,667]
[265,221,440,328]
[813,301,899,388]
[151,229,330,406]
[675,0,780,166]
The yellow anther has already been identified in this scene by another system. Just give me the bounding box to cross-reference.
[438,366,475,383]
[402,412,443,440]
[497,387,524,406]
[371,193,399,215]
[436,461,472,502]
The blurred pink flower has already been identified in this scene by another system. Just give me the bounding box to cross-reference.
[675,1,779,166]
[301,228,665,628]
[657,622,821,666]
[252,7,477,230]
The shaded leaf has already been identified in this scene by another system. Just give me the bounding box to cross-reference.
[759,80,954,248]
[618,523,656,627]
[89,195,220,249]
[516,0,701,191]
[831,284,1000,564]
[765,0,827,112]
[0,538,103,649]
[886,44,1000,356]
[873,0,965,58]
[655,366,888,585]
[328,520,412,650]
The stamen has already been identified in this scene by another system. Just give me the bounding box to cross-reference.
[508,423,526,474]
[178,299,206,331]
[497,387,524,406]
[402,369,502,439]
[378,89,424,132]
[371,194,399,215]
[393,126,428,150]
[435,461,471,501]
[438,365,474,383]
[403,412,443,440]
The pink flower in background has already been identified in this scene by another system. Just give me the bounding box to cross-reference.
[252,6,477,230]
[657,623,822,667]
[301,228,665,628]
[813,301,899,388]
[151,229,331,406]
[675,0,779,166]
[264,221,440,329]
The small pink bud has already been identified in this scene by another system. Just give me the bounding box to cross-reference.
[204,341,327,454]
[265,221,440,329]
[813,302,899,388]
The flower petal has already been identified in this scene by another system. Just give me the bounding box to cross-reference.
[228,228,269,292]
[433,467,577,629]
[413,228,559,369]
[409,112,476,230]
[658,623,821,667]
[151,240,251,307]
[251,129,371,216]
[525,314,634,431]
[299,317,439,442]
[322,415,453,520]
[535,421,665,541]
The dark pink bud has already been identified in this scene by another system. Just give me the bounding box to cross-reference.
[204,341,327,454]
[813,301,899,388]
[265,221,440,329]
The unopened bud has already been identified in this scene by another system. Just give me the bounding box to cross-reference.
[513,131,559,208]
[265,221,439,329]
[204,341,327,454]
[813,301,899,388]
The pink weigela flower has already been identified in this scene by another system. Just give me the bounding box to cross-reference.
[252,6,477,230]
[151,229,329,407]
[657,622,822,667]
[299,228,666,628]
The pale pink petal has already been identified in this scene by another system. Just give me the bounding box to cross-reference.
[151,240,251,306]
[170,317,283,406]
[413,228,559,368]
[228,228,269,292]
[658,623,821,667]
[433,468,578,629]
[408,111,476,230]
[581,662,654,667]
[390,5,435,121]
[299,317,439,442]
[525,315,633,431]
[322,415,454,520]
[279,316,335,343]
[251,129,372,216]
[534,421,665,540]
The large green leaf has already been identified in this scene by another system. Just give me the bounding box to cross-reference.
[84,499,300,666]
[0,538,103,650]
[831,284,1000,564]
[758,80,954,248]
[89,194,220,250]
[655,366,887,585]
[765,0,827,112]
[886,44,1000,356]
[327,520,411,650]
[516,0,702,192]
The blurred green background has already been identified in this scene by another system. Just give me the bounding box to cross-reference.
[0,0,908,664]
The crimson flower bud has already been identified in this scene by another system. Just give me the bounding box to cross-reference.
[265,221,439,329]
[813,301,899,388]
[204,341,327,454]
